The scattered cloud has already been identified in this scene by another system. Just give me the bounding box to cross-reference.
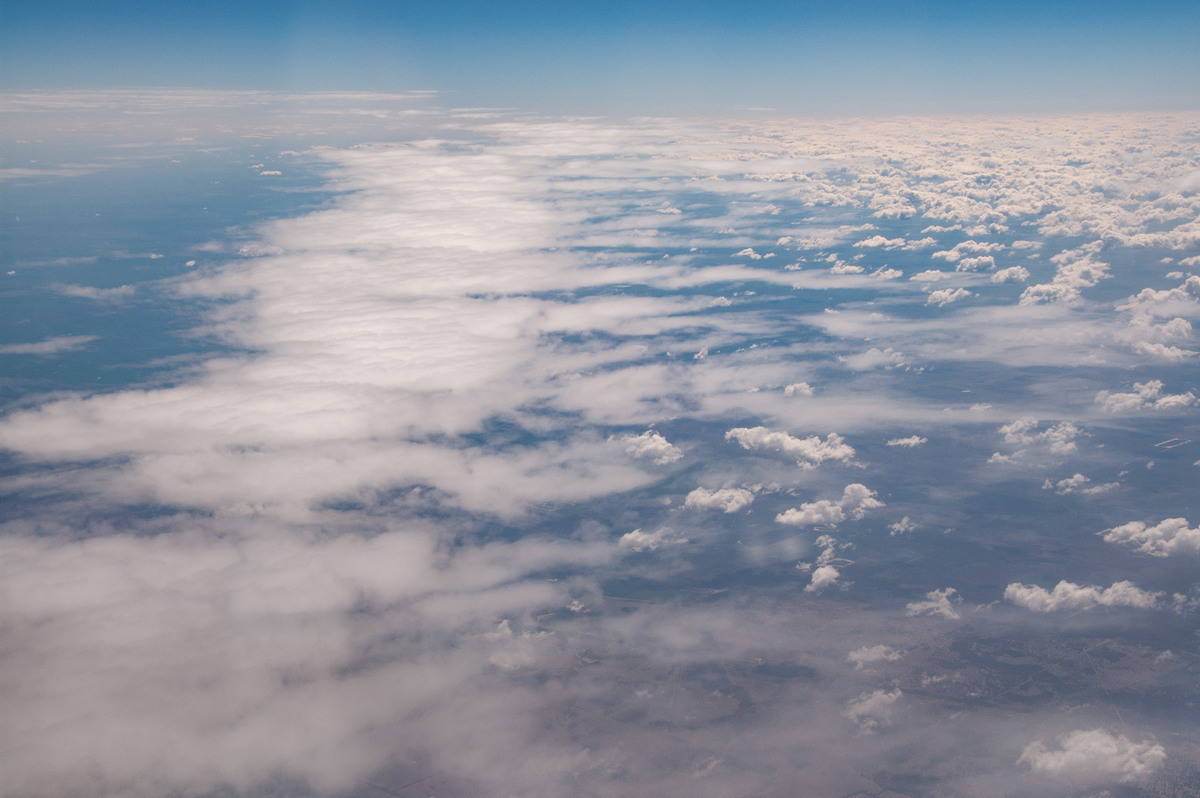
[776,484,884,527]
[0,335,97,355]
[684,486,755,513]
[906,588,961,619]
[725,426,855,469]
[1101,518,1200,557]
[1096,380,1197,412]
[619,430,684,465]
[847,645,902,671]
[1004,580,1162,611]
[1019,729,1166,784]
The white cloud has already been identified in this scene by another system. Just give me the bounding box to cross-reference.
[0,335,97,355]
[619,527,687,552]
[684,487,755,513]
[1041,473,1118,495]
[905,588,961,619]
[776,483,883,527]
[886,435,926,447]
[843,689,902,732]
[909,270,948,282]
[995,418,1080,458]
[725,426,855,469]
[805,563,842,593]
[839,346,910,370]
[1101,518,1200,556]
[1004,580,1162,611]
[619,430,684,465]
[1019,729,1166,784]
[1096,380,1197,412]
[990,266,1030,283]
[888,516,916,535]
[1020,244,1110,305]
[925,287,972,306]
[783,381,814,396]
[847,645,902,671]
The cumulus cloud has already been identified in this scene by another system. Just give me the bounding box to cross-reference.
[1101,517,1200,556]
[1041,473,1118,495]
[886,435,926,447]
[1096,380,1197,412]
[843,689,902,732]
[725,426,855,469]
[990,265,1030,283]
[684,486,755,513]
[1019,729,1166,784]
[906,588,961,619]
[992,418,1080,460]
[619,527,687,552]
[1020,244,1110,305]
[1004,580,1162,611]
[847,645,902,671]
[776,484,884,527]
[619,430,684,465]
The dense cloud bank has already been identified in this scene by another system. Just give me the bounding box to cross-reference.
[2,94,1199,796]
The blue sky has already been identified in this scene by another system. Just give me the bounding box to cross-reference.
[2,0,1199,115]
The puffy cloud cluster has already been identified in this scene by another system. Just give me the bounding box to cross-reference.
[989,419,1081,463]
[1101,517,1200,556]
[725,426,855,468]
[1042,473,1118,495]
[1020,243,1110,305]
[1019,729,1166,784]
[905,588,961,620]
[684,486,756,513]
[619,430,684,465]
[776,483,884,528]
[1095,379,1197,412]
[619,527,687,552]
[1004,580,1162,611]
[843,688,902,733]
[926,287,972,306]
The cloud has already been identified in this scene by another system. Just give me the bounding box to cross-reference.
[725,426,855,469]
[990,266,1030,283]
[1101,518,1200,556]
[0,335,97,355]
[843,689,902,732]
[1041,473,1118,495]
[619,527,687,552]
[847,645,902,671]
[905,588,961,619]
[805,563,842,593]
[1096,380,1197,412]
[618,430,684,465]
[926,287,972,306]
[1004,580,1162,611]
[776,484,883,527]
[1019,729,1166,784]
[886,435,926,448]
[992,418,1080,460]
[53,284,136,300]
[684,487,755,513]
[1020,244,1110,305]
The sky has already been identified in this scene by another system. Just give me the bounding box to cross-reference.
[3,3,1200,798]
[2,0,1200,115]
